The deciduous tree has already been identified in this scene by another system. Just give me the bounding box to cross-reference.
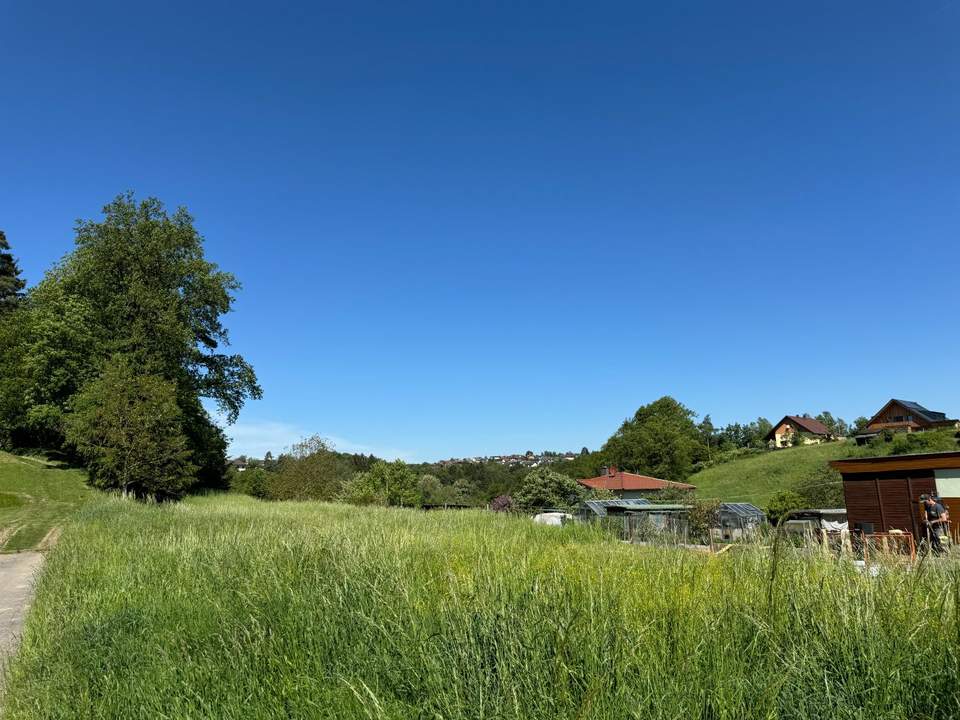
[64,357,195,499]
[513,466,585,512]
[602,396,704,481]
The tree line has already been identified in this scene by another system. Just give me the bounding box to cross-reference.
[0,195,260,499]
[229,395,857,515]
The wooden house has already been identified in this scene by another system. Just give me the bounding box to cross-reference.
[830,451,960,543]
[855,399,957,444]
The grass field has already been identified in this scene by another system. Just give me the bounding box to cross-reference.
[4,495,959,719]
[689,442,851,505]
[0,452,91,552]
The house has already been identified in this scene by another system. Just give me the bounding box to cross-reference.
[830,451,960,544]
[764,415,832,448]
[854,399,958,444]
[577,466,695,499]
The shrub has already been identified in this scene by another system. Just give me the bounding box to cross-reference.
[513,466,585,512]
[340,460,421,507]
[267,436,355,501]
[490,494,513,512]
[229,467,269,499]
[766,490,807,525]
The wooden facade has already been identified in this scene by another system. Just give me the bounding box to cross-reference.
[862,399,956,435]
[831,452,960,543]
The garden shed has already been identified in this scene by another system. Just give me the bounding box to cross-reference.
[577,499,691,543]
[577,498,651,520]
[712,503,766,542]
[830,451,960,543]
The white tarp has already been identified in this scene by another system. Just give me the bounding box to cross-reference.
[532,512,571,526]
[821,520,848,532]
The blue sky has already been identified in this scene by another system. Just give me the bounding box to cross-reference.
[3,2,959,461]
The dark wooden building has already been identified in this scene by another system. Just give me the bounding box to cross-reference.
[830,451,960,543]
[854,399,957,444]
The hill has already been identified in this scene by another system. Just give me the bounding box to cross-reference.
[689,442,853,506]
[0,452,91,552]
[690,429,960,507]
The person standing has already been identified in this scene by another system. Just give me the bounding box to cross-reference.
[921,494,950,555]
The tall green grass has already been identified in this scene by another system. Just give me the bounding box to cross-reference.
[4,495,959,719]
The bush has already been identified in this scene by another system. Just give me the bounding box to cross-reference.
[490,494,513,512]
[883,429,958,456]
[766,490,807,525]
[267,436,356,501]
[64,357,195,500]
[513,466,585,512]
[340,460,421,507]
[229,467,269,499]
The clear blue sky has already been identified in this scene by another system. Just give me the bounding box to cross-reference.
[3,2,959,461]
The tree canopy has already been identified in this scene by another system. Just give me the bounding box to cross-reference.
[0,194,260,497]
[602,396,704,481]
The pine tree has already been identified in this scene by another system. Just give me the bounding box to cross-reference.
[0,231,26,312]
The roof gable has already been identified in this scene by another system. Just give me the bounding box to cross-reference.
[867,399,948,427]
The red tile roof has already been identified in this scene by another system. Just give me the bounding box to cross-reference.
[577,469,695,492]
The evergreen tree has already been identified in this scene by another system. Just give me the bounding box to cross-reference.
[0,231,26,313]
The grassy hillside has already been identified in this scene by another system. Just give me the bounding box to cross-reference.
[691,430,960,507]
[0,452,91,552]
[4,495,958,718]
[689,441,854,507]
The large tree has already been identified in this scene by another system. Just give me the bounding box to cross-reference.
[0,194,259,491]
[0,231,26,313]
[64,194,261,424]
[602,396,704,481]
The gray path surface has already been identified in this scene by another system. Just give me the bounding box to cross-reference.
[0,552,43,666]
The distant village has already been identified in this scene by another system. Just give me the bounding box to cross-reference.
[435,450,583,468]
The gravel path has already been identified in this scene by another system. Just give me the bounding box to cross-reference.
[0,552,43,669]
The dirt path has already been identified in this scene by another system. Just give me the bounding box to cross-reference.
[0,552,43,668]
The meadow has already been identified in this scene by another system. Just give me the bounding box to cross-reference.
[4,495,959,719]
[0,452,91,552]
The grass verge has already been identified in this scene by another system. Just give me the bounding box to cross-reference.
[4,494,960,718]
[0,452,91,552]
